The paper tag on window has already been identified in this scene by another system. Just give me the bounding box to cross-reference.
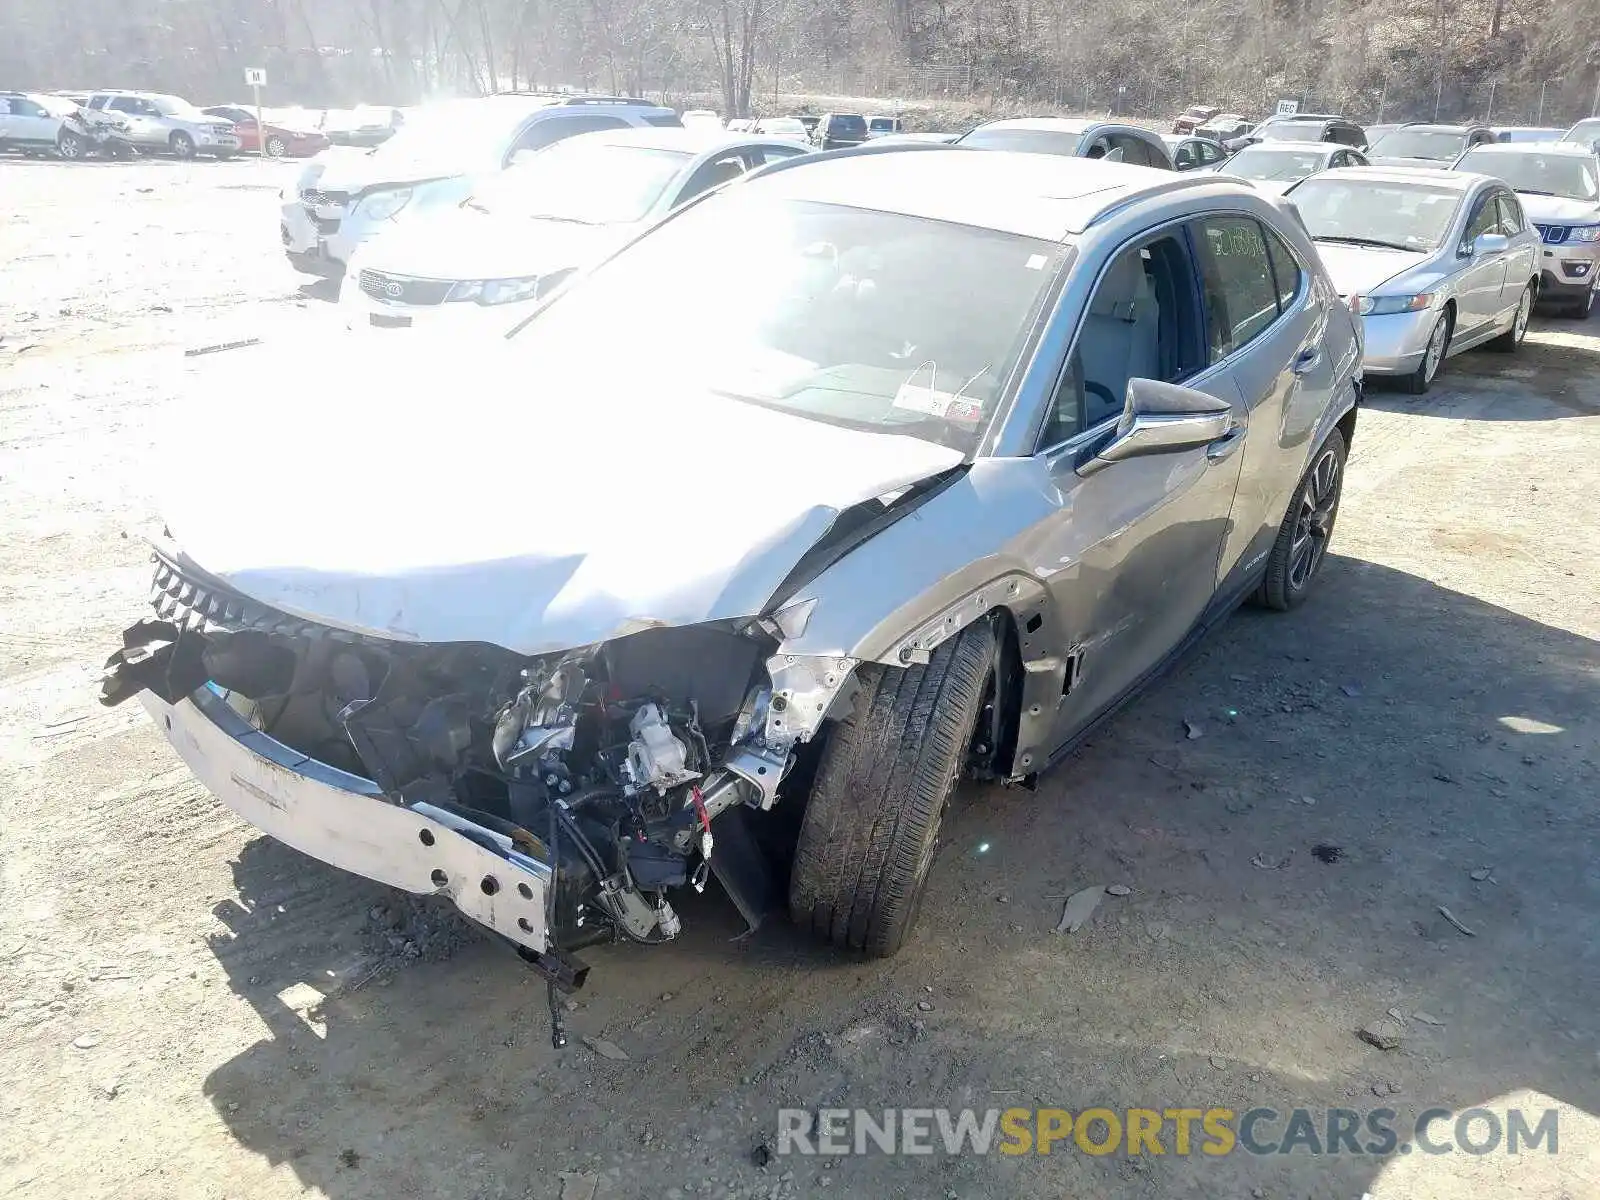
[892,381,984,424]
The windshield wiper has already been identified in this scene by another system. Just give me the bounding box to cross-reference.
[1316,235,1418,252]
[528,213,597,226]
[1514,188,1557,197]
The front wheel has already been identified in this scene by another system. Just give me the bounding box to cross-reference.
[264,135,288,157]
[169,131,196,159]
[1405,309,1451,395]
[1254,427,1347,611]
[1489,283,1533,351]
[56,130,85,160]
[789,620,996,957]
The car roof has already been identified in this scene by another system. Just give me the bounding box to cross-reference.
[1234,140,1339,152]
[744,146,1241,240]
[565,127,798,155]
[1310,165,1487,191]
[1463,140,1594,158]
[971,117,1094,135]
[1388,123,1486,134]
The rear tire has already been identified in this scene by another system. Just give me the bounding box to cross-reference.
[1488,282,1533,351]
[1254,427,1347,612]
[789,620,996,957]
[169,131,196,159]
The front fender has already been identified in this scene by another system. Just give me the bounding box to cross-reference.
[775,456,1077,778]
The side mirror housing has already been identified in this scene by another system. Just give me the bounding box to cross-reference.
[1078,378,1235,477]
[1472,231,1510,258]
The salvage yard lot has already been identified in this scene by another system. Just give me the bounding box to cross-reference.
[2,158,1598,1200]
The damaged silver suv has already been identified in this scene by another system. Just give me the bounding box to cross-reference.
[101,146,1362,1042]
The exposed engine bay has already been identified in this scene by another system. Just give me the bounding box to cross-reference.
[101,551,862,1042]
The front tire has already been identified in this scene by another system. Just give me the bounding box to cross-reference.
[789,620,996,957]
[56,130,85,160]
[1489,283,1533,351]
[169,131,196,159]
[265,135,287,157]
[1255,427,1347,611]
[1405,309,1451,395]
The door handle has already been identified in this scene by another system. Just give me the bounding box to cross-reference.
[1291,347,1322,375]
[1206,427,1246,461]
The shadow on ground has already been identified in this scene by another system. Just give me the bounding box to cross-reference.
[201,553,1600,1200]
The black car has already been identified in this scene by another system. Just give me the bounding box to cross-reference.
[811,112,868,151]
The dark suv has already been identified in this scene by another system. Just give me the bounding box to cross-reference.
[812,112,868,151]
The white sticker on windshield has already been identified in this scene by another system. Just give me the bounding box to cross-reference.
[892,382,984,425]
[1025,254,1048,270]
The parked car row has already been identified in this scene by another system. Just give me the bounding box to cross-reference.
[303,96,1597,398]
[1,87,338,159]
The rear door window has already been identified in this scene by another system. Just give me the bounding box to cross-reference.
[1495,193,1525,234]
[1193,216,1282,359]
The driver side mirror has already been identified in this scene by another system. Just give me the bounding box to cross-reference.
[1078,378,1235,477]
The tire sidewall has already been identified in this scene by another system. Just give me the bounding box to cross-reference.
[57,132,84,160]
[170,132,195,159]
[265,136,287,157]
[1260,427,1347,610]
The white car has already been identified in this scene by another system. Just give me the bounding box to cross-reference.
[1214,141,1368,194]
[279,94,681,279]
[0,92,84,157]
[752,117,810,142]
[84,91,240,159]
[342,129,810,331]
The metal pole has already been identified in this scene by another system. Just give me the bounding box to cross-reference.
[252,81,264,157]
[1537,80,1547,125]
[1376,75,1388,123]
[1592,62,1600,117]
[1486,80,1496,123]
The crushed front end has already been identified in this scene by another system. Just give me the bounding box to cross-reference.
[101,544,856,1044]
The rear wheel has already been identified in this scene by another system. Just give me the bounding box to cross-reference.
[789,620,996,957]
[1405,309,1451,395]
[169,131,196,159]
[1254,428,1347,611]
[1488,283,1533,351]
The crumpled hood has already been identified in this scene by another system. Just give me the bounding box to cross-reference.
[163,338,965,654]
[360,207,631,282]
[1514,193,1600,225]
[1313,242,1429,296]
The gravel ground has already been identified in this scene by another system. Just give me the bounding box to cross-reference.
[2,158,1598,1200]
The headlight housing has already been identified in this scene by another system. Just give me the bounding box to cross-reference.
[1569,224,1600,243]
[1355,293,1434,316]
[358,187,413,221]
[446,276,541,306]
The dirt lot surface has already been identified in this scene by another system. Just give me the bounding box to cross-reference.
[2,158,1598,1200]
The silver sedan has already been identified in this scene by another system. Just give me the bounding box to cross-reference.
[1286,167,1542,392]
